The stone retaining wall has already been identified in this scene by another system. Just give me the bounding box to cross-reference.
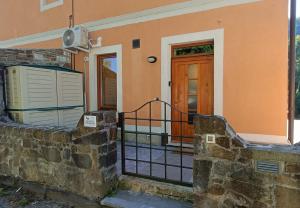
[193,115,300,208]
[0,67,4,116]
[0,111,117,201]
[0,49,71,67]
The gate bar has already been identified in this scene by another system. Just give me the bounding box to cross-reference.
[119,112,126,174]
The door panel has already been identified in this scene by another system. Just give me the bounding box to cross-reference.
[171,55,213,142]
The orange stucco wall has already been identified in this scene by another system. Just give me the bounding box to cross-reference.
[1,0,288,137]
[0,0,187,40]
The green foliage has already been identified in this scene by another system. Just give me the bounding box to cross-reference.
[174,44,214,56]
[296,35,300,118]
[0,187,9,197]
[18,197,30,207]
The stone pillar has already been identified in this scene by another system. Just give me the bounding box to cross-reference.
[193,115,249,208]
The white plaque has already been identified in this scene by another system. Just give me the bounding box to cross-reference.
[84,115,97,128]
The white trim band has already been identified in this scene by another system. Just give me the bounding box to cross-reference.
[238,133,289,145]
[40,0,64,12]
[1,0,260,48]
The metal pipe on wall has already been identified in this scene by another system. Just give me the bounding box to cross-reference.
[288,0,297,144]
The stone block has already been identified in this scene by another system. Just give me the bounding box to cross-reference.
[220,192,252,208]
[0,147,9,159]
[285,162,300,174]
[216,136,230,149]
[51,131,72,143]
[73,131,107,145]
[76,144,91,154]
[193,159,212,192]
[194,115,226,135]
[41,147,62,163]
[238,149,253,163]
[194,194,218,208]
[232,136,246,148]
[106,150,117,167]
[0,163,10,175]
[213,160,231,176]
[108,141,117,152]
[109,126,117,140]
[208,144,235,160]
[99,155,107,167]
[208,183,225,195]
[63,149,71,160]
[275,186,300,208]
[225,179,271,201]
[22,139,31,148]
[72,154,92,169]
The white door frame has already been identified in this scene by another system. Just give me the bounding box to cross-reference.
[161,29,224,141]
[88,44,123,112]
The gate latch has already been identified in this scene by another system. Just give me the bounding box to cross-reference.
[161,133,168,146]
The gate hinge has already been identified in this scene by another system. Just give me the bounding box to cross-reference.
[168,81,172,87]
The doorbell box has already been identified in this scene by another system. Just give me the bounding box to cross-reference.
[206,134,216,144]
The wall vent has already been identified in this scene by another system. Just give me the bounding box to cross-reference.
[132,39,140,49]
[256,160,279,174]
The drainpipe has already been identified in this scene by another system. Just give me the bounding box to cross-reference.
[288,0,296,144]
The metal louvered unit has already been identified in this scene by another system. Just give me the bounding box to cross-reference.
[256,160,280,174]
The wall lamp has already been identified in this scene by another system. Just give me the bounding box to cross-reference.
[147,56,157,63]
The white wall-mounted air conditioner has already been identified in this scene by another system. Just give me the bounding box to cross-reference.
[62,26,88,49]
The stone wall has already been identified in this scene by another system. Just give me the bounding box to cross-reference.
[193,115,300,208]
[0,49,71,67]
[0,67,4,116]
[0,111,117,201]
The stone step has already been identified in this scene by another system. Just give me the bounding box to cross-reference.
[118,175,194,202]
[101,190,192,208]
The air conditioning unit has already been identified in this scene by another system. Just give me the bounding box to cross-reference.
[62,26,88,49]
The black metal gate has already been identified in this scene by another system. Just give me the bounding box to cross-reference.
[118,98,194,187]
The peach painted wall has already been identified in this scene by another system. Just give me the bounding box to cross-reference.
[13,0,288,137]
[0,0,188,40]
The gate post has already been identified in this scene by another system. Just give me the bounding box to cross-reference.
[118,112,125,174]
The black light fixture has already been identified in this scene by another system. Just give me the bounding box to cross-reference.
[147,56,157,63]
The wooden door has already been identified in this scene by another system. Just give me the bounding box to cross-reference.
[171,55,214,142]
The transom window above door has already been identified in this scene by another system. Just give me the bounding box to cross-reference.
[173,42,214,57]
[40,0,64,12]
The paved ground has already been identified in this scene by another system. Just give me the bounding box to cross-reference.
[101,190,192,208]
[116,141,193,184]
[0,185,71,208]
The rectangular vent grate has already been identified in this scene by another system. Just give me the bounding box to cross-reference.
[256,160,279,174]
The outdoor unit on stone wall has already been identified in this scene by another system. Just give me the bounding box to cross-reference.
[5,65,84,129]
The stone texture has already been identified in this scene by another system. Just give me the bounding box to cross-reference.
[275,186,300,208]
[285,162,300,173]
[73,131,107,145]
[216,136,230,149]
[72,154,92,169]
[193,114,300,208]
[208,144,235,160]
[0,111,118,200]
[193,160,212,192]
[0,68,5,117]
[0,49,71,67]
[194,115,226,135]
[42,147,62,163]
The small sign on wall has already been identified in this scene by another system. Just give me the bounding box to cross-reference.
[84,115,97,128]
